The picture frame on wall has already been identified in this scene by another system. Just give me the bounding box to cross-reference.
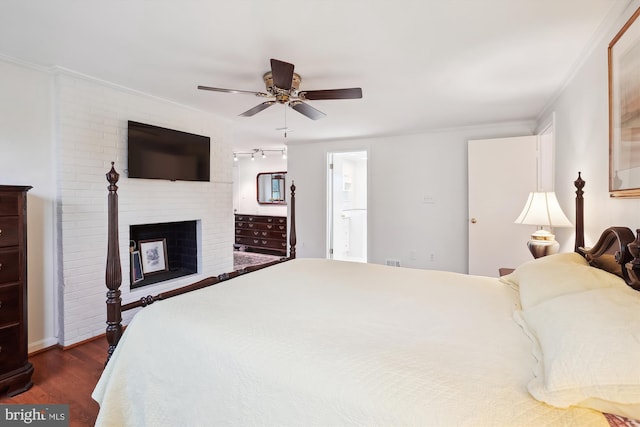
[131,250,144,284]
[139,239,168,274]
[609,7,640,197]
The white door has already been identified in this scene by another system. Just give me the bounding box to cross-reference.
[468,136,538,276]
[327,151,367,262]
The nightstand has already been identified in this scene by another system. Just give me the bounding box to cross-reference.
[498,268,515,276]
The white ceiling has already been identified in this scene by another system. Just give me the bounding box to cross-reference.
[0,0,622,150]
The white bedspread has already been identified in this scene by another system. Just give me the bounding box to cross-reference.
[92,259,608,426]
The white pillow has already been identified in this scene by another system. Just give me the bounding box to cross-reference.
[499,252,588,289]
[500,252,627,309]
[516,287,640,420]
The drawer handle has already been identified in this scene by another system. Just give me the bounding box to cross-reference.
[0,346,3,353]
[267,225,273,229]
[261,232,267,236]
[0,229,2,237]
[0,300,3,309]
[253,231,259,236]
[249,224,254,228]
[0,263,2,271]
[261,240,268,244]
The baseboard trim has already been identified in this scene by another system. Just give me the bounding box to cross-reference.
[61,333,106,351]
[28,337,59,356]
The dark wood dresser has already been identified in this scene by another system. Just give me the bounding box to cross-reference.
[235,214,287,256]
[0,186,33,396]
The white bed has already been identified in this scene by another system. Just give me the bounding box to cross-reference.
[92,256,640,426]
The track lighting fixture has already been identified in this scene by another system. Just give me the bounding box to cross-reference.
[232,148,287,161]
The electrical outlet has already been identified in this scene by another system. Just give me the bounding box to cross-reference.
[429,253,436,262]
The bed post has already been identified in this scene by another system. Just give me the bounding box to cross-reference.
[574,172,585,252]
[105,162,123,363]
[289,181,297,259]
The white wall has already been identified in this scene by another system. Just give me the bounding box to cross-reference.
[288,121,535,273]
[0,58,57,352]
[233,154,287,217]
[540,1,640,250]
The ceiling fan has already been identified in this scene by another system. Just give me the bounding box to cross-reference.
[197,58,363,120]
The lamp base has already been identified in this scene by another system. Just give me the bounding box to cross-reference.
[527,230,559,259]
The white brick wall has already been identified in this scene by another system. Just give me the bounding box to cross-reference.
[55,71,234,346]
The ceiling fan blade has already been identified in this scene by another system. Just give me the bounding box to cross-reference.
[239,101,276,117]
[270,59,295,91]
[198,85,269,97]
[299,88,363,100]
[290,101,326,120]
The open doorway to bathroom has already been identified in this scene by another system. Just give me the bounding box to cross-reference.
[327,151,367,262]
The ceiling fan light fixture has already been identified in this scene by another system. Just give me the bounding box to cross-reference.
[198,58,362,121]
[263,71,301,95]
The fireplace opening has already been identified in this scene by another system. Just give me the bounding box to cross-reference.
[129,220,198,289]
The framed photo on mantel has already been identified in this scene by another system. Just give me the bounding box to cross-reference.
[139,239,168,274]
[609,7,640,197]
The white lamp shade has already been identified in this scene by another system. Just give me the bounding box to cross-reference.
[514,192,572,228]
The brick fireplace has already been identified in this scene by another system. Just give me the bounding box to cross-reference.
[55,71,234,347]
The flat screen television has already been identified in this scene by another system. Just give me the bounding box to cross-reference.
[127,120,211,182]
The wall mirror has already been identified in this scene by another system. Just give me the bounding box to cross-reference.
[257,172,286,204]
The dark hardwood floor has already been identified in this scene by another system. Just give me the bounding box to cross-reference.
[0,337,106,427]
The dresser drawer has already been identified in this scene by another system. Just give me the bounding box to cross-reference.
[0,249,19,284]
[0,325,22,372]
[261,239,288,250]
[0,194,19,217]
[236,221,286,232]
[0,285,20,326]
[236,229,287,240]
[235,236,287,250]
[0,218,19,248]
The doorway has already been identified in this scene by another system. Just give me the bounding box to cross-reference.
[327,151,367,262]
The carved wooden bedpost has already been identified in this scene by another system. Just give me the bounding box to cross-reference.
[105,162,123,363]
[574,172,585,252]
[626,230,640,290]
[289,181,297,259]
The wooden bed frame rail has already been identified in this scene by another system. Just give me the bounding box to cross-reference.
[104,163,297,362]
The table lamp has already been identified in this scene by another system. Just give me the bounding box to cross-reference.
[514,192,572,258]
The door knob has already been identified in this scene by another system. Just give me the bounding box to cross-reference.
[470,218,477,224]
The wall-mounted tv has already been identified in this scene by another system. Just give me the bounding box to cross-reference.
[127,120,211,182]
